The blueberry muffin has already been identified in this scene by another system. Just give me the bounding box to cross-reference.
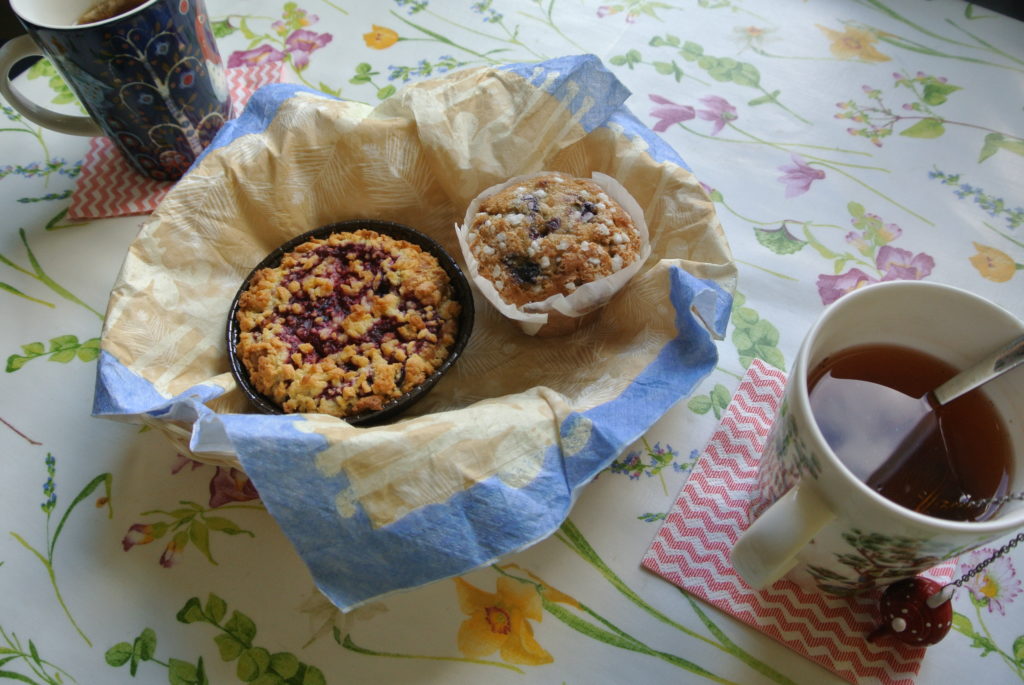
[234,229,461,418]
[465,173,641,307]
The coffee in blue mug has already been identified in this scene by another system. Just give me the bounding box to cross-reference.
[0,0,231,181]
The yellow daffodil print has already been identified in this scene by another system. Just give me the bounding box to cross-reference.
[816,24,891,62]
[453,577,553,665]
[363,25,399,50]
[969,243,1019,282]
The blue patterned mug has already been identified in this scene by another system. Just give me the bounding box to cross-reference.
[0,0,230,181]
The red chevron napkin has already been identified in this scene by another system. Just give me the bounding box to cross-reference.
[67,63,285,220]
[641,359,954,685]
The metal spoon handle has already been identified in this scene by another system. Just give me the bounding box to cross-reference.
[932,334,1024,406]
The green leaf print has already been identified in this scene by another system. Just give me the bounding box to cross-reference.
[211,19,236,38]
[338,624,525,674]
[921,81,962,105]
[687,384,732,419]
[269,653,300,679]
[979,133,1024,162]
[9,455,112,647]
[551,521,797,684]
[1012,635,1024,663]
[609,49,643,69]
[177,598,206,625]
[236,646,271,680]
[124,500,257,568]
[0,627,76,684]
[952,601,1024,678]
[688,394,714,415]
[112,596,323,683]
[730,292,784,371]
[680,40,703,61]
[653,60,685,81]
[899,117,946,138]
[215,633,246,661]
[747,89,780,107]
[0,229,104,319]
[225,610,258,644]
[657,36,808,123]
[840,72,1023,162]
[349,63,375,84]
[6,335,100,372]
[754,224,807,255]
[649,34,680,48]
[168,657,208,685]
[26,59,86,114]
[205,595,228,625]
[106,641,134,667]
[951,611,974,636]
[969,632,1000,656]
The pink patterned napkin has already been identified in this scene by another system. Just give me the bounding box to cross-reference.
[641,359,954,685]
[68,63,285,220]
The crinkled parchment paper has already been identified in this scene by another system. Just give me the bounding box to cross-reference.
[94,55,736,610]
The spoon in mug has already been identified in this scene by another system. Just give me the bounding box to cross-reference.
[810,334,1024,517]
[929,334,1024,407]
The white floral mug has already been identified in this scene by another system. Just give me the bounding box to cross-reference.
[731,281,1024,596]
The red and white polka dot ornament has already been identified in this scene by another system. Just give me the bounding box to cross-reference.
[868,576,953,647]
[867,509,1024,648]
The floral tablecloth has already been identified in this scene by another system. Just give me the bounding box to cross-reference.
[2,1,1022,684]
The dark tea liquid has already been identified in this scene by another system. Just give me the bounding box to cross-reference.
[77,0,149,24]
[808,343,1012,521]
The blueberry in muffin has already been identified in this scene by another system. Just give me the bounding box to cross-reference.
[234,228,461,418]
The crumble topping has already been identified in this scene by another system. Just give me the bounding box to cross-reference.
[467,174,641,307]
[235,229,460,418]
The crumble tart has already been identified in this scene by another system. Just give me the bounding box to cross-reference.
[234,228,461,418]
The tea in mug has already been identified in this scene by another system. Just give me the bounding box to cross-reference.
[77,0,149,24]
[807,343,1012,521]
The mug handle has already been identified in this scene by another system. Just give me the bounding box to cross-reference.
[730,483,834,590]
[0,35,103,137]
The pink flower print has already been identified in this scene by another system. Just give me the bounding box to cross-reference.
[649,94,695,132]
[227,44,286,68]
[209,467,260,508]
[273,10,319,35]
[597,5,641,21]
[877,245,935,281]
[696,95,737,135]
[959,548,1021,615]
[122,522,167,551]
[777,155,825,198]
[845,231,873,257]
[159,532,187,568]
[285,29,333,70]
[873,219,902,243]
[816,268,877,305]
[170,452,203,475]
